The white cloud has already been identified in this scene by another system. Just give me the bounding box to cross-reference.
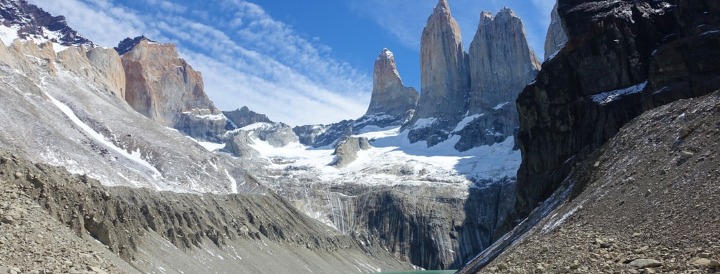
[27,0,371,126]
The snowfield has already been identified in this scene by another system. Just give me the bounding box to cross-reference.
[230,123,521,188]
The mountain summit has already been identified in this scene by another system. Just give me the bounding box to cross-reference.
[365,48,419,121]
[405,1,540,150]
[0,0,92,48]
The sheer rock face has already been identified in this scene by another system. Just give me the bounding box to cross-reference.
[468,8,540,112]
[365,48,419,122]
[543,2,568,60]
[119,38,226,141]
[513,0,720,219]
[414,0,469,123]
[57,46,126,101]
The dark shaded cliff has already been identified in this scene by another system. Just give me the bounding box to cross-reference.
[514,0,720,219]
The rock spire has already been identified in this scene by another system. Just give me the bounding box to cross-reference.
[366,48,418,118]
[468,8,541,111]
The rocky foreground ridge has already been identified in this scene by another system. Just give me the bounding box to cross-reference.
[458,0,720,272]
[466,90,720,274]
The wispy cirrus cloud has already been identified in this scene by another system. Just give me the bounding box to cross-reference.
[28,0,371,126]
[350,0,555,57]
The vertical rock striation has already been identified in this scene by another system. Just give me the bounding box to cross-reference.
[119,37,226,141]
[365,48,419,123]
[406,1,539,149]
[410,0,469,136]
[543,2,568,60]
[468,9,540,112]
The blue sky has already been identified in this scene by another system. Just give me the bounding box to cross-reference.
[29,0,554,126]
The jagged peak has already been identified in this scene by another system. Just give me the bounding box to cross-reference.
[114,35,157,55]
[0,0,93,47]
[379,48,393,60]
[434,0,451,14]
[481,8,520,24]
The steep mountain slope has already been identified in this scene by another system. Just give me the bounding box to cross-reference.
[465,90,720,273]
[0,149,410,273]
[0,27,412,274]
[514,0,720,221]
[457,0,720,272]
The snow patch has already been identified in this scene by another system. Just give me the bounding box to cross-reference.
[45,92,163,181]
[591,81,647,105]
[240,122,273,131]
[493,102,510,110]
[452,114,483,133]
[412,118,437,130]
[225,169,238,194]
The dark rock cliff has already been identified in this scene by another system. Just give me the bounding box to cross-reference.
[0,0,93,47]
[514,0,720,223]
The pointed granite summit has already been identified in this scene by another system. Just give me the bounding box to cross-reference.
[414,0,470,122]
[365,48,418,121]
[468,8,541,111]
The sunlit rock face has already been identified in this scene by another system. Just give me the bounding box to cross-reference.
[118,37,226,141]
[366,48,419,122]
[410,0,469,140]
[467,8,540,112]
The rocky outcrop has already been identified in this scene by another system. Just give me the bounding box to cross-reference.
[294,119,354,148]
[364,48,418,124]
[224,131,258,159]
[410,0,469,133]
[119,37,226,141]
[513,0,720,226]
[330,136,371,168]
[468,9,540,112]
[0,0,93,47]
[223,106,273,129]
[543,2,568,60]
